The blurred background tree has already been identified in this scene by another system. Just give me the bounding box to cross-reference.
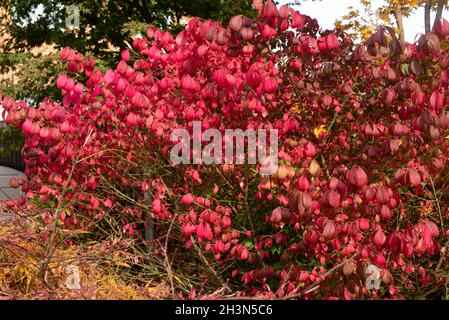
[0,122,24,158]
[1,0,256,58]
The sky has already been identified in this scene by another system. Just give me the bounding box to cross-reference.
[0,1,445,119]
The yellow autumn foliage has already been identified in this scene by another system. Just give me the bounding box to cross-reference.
[337,0,428,42]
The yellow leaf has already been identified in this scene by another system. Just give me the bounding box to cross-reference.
[314,125,327,139]
[290,103,303,114]
[115,260,131,268]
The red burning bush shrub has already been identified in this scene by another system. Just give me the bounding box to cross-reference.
[2,0,449,299]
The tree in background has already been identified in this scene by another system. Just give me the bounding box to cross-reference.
[336,0,448,44]
[0,121,24,158]
[425,0,448,32]
[1,0,256,58]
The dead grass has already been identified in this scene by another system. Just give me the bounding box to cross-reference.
[0,221,171,300]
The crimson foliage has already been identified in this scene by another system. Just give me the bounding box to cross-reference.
[3,0,449,299]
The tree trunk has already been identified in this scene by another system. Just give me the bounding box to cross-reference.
[425,0,433,34]
[433,0,447,30]
[394,5,406,46]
